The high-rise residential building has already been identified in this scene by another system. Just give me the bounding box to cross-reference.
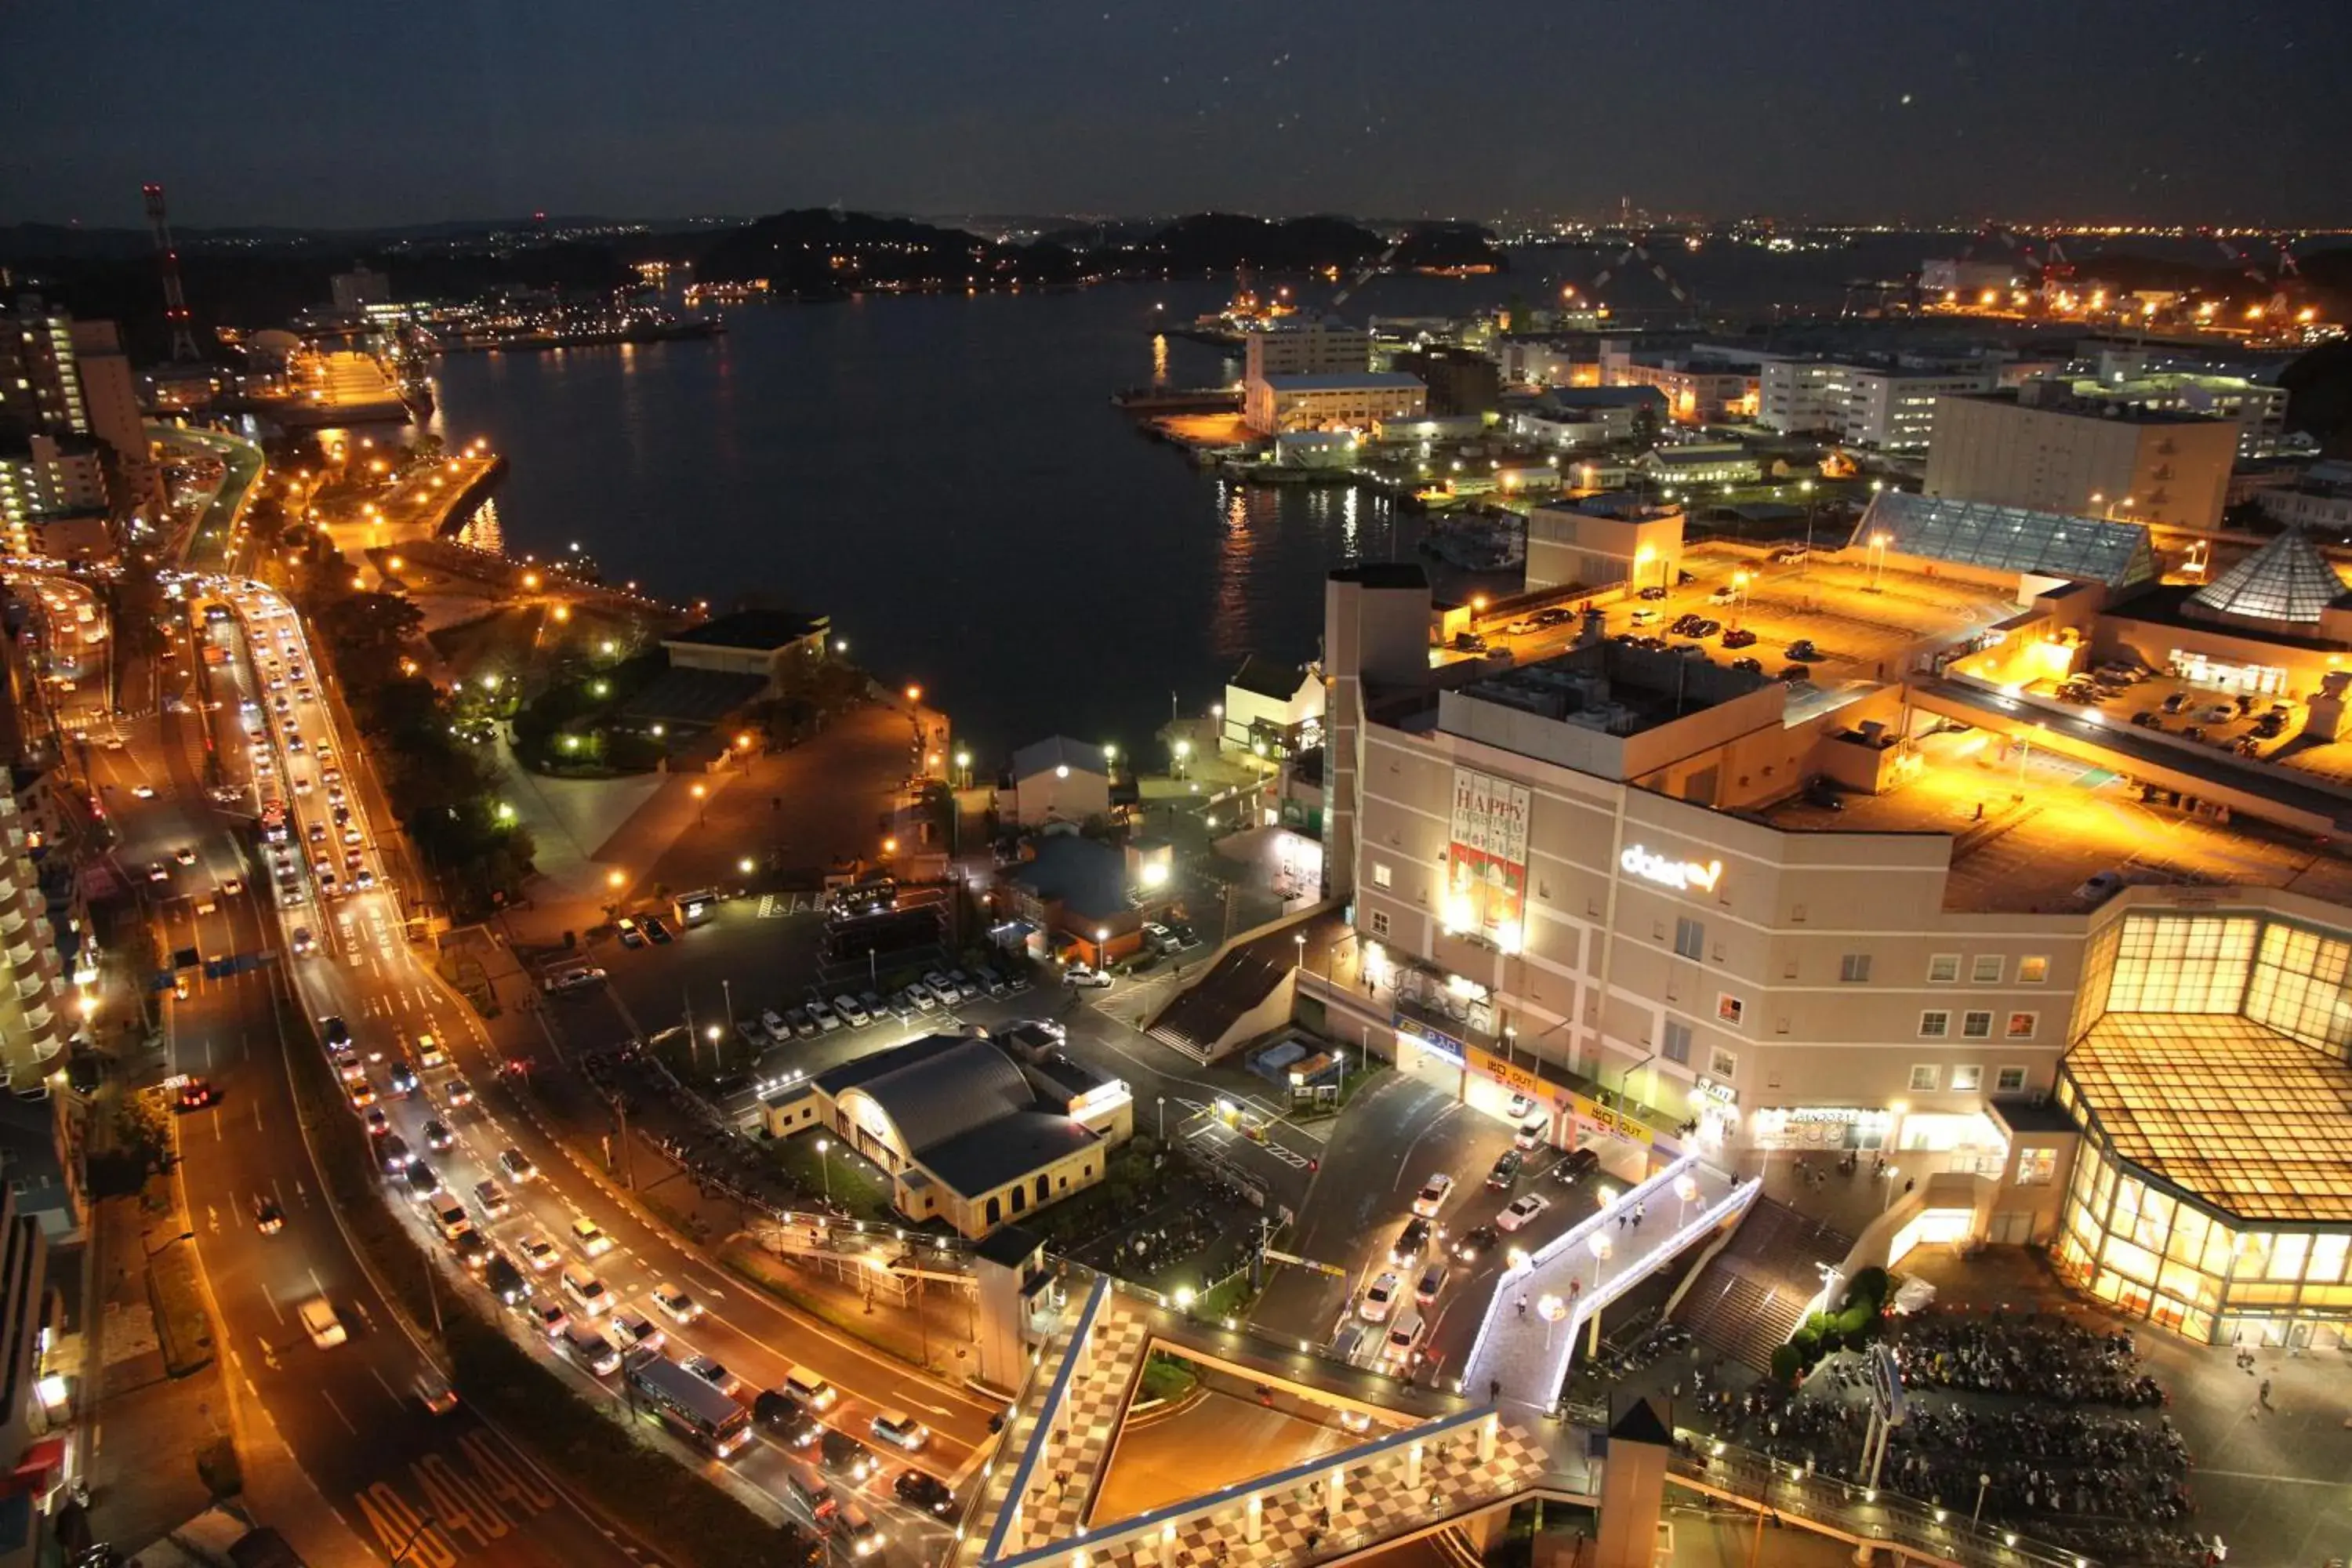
[1922,388,2238,529]
[64,321,158,510]
[1306,490,2352,1346]
[0,1178,58,1543]
[0,298,155,521]
[330,264,391,317]
[0,791,69,1083]
[0,302,83,436]
[0,432,111,555]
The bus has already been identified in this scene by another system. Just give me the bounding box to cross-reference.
[260,801,289,844]
[624,1351,752,1458]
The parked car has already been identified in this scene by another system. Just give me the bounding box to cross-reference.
[832,994,870,1027]
[1064,964,1112,989]
[807,1000,841,1032]
[1721,627,1758,649]
[761,1009,790,1043]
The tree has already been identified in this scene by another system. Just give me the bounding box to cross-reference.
[1630,402,1663,454]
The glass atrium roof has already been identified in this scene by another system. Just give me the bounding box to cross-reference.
[2187,527,2348,625]
[1857,491,2158,591]
[2063,1014,2352,1224]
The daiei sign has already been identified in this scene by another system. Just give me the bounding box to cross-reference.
[1620,844,1724,895]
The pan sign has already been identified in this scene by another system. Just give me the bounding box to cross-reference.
[1620,844,1724,895]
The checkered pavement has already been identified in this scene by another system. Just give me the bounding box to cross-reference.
[1064,1419,1553,1568]
[1007,1305,1154,1548]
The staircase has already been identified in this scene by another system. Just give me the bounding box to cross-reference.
[1670,1198,1853,1370]
[1145,949,1287,1062]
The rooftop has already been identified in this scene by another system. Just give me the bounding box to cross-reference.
[1958,387,2223,426]
[816,1034,1035,1152]
[2063,1014,2352,1224]
[1450,640,1776,739]
[1006,833,1132,921]
[2187,527,2350,625]
[1010,735,1109,780]
[662,607,830,652]
[1859,489,2158,592]
[920,1111,1099,1200]
[1229,654,1310,702]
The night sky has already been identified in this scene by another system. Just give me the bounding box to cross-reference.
[5,1,2348,229]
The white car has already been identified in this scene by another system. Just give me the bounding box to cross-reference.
[651,1282,702,1323]
[807,1000,841,1033]
[683,1354,740,1396]
[1359,1272,1403,1323]
[832,994,869,1027]
[904,981,938,1011]
[1411,1174,1454,1218]
[1497,1193,1552,1232]
[760,1009,789,1043]
[1064,964,1112,989]
[499,1148,538,1182]
[517,1233,560,1272]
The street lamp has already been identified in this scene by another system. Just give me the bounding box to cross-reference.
[1867,531,1891,592]
[1588,1230,1613,1290]
[815,1138,833,1204]
[691,782,706,826]
[1095,926,1111,967]
[1294,932,1306,974]
[1675,1173,1700,1228]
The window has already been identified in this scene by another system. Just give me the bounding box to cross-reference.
[2005,1011,2038,1040]
[1918,1010,1951,1038]
[1971,955,2005,984]
[2018,956,2049,985]
[1909,1064,1943,1091]
[1927,954,1961,983]
[1995,1065,2028,1092]
[1839,953,1872,983]
[1674,917,1704,961]
[2016,1148,2058,1187]
[1373,862,1392,889]
[1661,1019,1693,1065]
[1962,1011,1994,1040]
[1709,1047,1738,1080]
[1951,1065,1983,1092]
[1715,993,1746,1028]
[1369,909,1391,938]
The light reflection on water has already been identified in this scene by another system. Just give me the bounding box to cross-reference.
[430,281,1506,759]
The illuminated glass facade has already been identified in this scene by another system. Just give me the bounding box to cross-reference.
[2056,909,2352,1346]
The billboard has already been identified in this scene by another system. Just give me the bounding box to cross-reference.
[1446,767,1531,949]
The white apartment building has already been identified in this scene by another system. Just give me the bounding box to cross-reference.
[1243,372,1426,437]
[1922,389,2238,530]
[1309,495,2352,1345]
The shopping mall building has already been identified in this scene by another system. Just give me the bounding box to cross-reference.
[1313,495,2352,1346]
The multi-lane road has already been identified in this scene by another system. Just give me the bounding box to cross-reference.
[126,571,1004,1565]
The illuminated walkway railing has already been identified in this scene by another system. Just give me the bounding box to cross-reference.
[1669,1431,2094,1568]
[1461,1153,1760,1409]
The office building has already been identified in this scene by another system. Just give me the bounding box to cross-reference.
[1922,388,2238,530]
[1390,347,1501,417]
[2037,370,2290,461]
[330,266,391,317]
[1243,372,1426,437]
[1510,387,1669,451]
[1308,487,2352,1346]
[1242,318,1370,385]
[1602,349,1759,424]
[2259,460,2352,535]
[1759,359,1996,450]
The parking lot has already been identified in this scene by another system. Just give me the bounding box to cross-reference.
[1472,546,2020,688]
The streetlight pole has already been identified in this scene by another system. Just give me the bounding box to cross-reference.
[815,1138,833,1206]
[1156,1096,1165,1142]
[1973,1472,1991,1528]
